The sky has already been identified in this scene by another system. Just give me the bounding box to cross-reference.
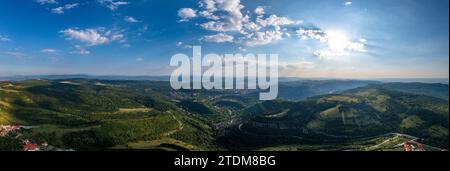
[0,0,448,78]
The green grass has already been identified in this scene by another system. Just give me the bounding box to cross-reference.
[111,138,200,151]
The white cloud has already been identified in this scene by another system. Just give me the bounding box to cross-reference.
[200,0,217,11]
[124,16,140,23]
[71,45,90,55]
[243,22,261,31]
[110,34,124,41]
[174,0,368,58]
[40,49,57,53]
[280,60,315,70]
[176,42,183,46]
[256,14,301,27]
[98,0,130,11]
[296,28,328,42]
[51,3,79,14]
[61,28,109,45]
[60,28,124,46]
[254,6,265,15]
[199,11,220,20]
[35,0,57,5]
[200,21,227,32]
[203,33,234,43]
[297,28,367,59]
[345,1,353,6]
[244,28,284,46]
[0,35,10,41]
[179,0,302,47]
[178,8,197,22]
[197,0,248,32]
[238,46,247,51]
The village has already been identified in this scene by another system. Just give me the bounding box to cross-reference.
[0,124,74,151]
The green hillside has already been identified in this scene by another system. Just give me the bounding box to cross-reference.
[220,86,449,150]
[0,79,216,151]
[369,82,449,100]
[1,79,448,151]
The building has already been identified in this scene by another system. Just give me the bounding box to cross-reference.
[22,139,40,151]
[0,125,23,137]
[403,141,425,151]
[23,143,40,151]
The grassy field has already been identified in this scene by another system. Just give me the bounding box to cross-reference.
[116,108,152,113]
[111,138,200,151]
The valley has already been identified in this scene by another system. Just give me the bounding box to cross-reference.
[0,78,448,151]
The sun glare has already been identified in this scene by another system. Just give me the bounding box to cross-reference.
[326,31,349,51]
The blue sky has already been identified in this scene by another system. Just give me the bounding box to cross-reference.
[0,0,448,78]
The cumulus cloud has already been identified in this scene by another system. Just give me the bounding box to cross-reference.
[345,1,353,6]
[60,28,124,46]
[244,27,284,46]
[200,21,226,32]
[35,0,57,5]
[202,33,234,43]
[61,28,109,45]
[124,16,140,23]
[61,27,126,55]
[254,6,265,15]
[296,28,328,42]
[51,3,79,14]
[256,14,300,27]
[178,8,197,22]
[197,0,248,32]
[243,21,261,31]
[98,0,130,11]
[199,10,220,20]
[174,1,369,60]
[179,0,302,47]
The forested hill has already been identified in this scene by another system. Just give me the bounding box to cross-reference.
[1,79,448,151]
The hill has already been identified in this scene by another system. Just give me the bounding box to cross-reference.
[1,79,448,151]
[277,80,380,101]
[368,82,449,100]
[220,85,448,150]
[0,79,216,151]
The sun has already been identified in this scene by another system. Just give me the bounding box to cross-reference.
[326,31,349,51]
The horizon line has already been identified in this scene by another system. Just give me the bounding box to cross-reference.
[1,74,449,81]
